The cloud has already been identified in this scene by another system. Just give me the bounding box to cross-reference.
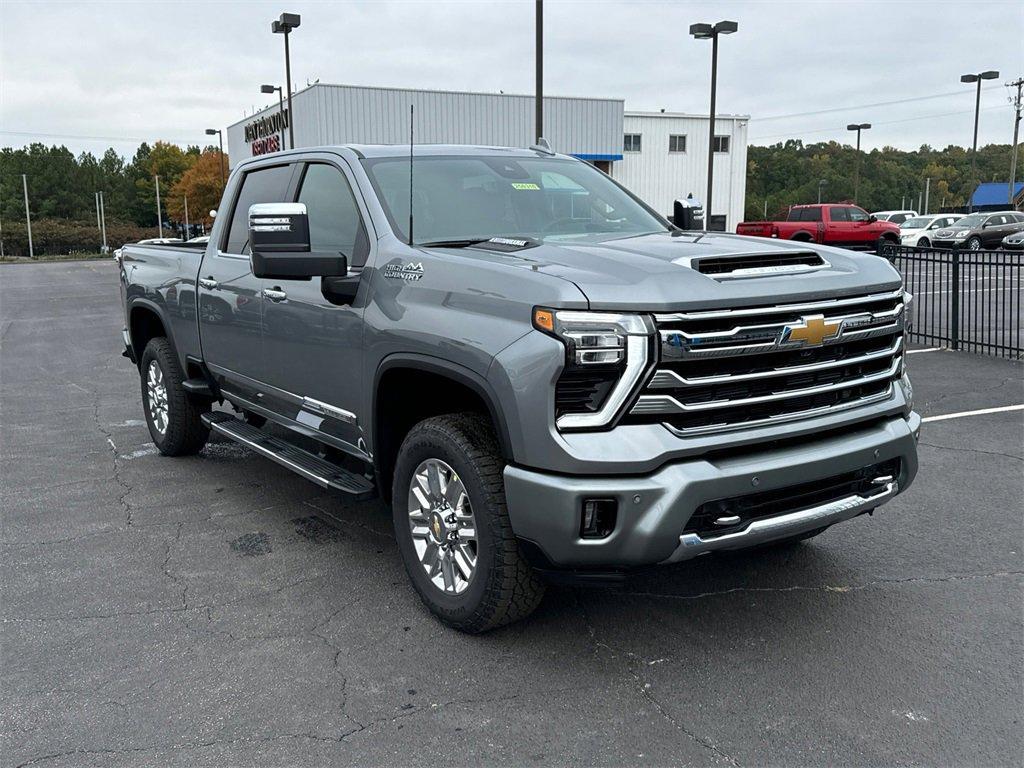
[1,0,1021,157]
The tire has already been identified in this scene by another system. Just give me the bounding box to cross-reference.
[966,236,982,251]
[140,337,210,456]
[392,413,545,633]
[916,237,930,248]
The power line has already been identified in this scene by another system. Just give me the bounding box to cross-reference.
[0,129,201,144]
[750,104,1007,143]
[750,85,1003,123]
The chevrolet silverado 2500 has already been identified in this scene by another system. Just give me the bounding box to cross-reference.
[119,144,920,632]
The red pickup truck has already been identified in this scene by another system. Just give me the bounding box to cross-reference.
[736,204,901,251]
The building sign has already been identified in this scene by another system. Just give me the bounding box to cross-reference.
[244,109,289,156]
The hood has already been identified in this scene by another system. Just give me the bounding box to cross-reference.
[478,231,903,311]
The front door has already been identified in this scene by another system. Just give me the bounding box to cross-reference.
[199,162,297,399]
[259,160,372,455]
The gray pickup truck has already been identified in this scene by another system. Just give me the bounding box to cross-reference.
[118,144,920,632]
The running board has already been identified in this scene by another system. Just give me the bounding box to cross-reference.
[202,411,376,500]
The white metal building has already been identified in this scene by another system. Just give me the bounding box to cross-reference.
[614,111,749,231]
[226,84,748,230]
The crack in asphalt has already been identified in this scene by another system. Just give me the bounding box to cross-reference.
[620,570,1024,603]
[573,591,742,767]
[90,397,135,528]
[918,440,1023,462]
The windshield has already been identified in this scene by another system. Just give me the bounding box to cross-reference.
[901,217,932,229]
[952,214,985,229]
[362,155,668,244]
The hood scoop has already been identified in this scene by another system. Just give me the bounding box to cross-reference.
[679,250,828,280]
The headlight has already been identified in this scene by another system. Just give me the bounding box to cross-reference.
[533,308,654,430]
[901,371,914,412]
[951,230,968,239]
[902,290,915,332]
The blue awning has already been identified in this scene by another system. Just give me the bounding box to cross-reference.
[571,153,623,162]
[971,182,1024,207]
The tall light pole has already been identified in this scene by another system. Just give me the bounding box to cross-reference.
[205,128,226,191]
[272,12,301,149]
[690,20,738,230]
[535,0,543,143]
[22,174,34,259]
[99,191,107,253]
[1006,77,1023,207]
[846,123,871,204]
[960,70,999,212]
[261,84,287,150]
[154,175,163,238]
[818,179,828,204]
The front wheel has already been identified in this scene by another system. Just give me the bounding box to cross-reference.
[966,236,982,251]
[916,237,930,248]
[392,413,545,633]
[140,337,210,456]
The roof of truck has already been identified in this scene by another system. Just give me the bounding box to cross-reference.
[346,144,565,159]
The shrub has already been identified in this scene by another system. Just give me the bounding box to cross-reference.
[0,218,163,257]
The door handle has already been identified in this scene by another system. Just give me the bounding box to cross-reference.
[262,287,288,302]
[198,277,218,290]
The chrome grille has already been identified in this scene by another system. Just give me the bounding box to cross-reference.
[628,289,905,435]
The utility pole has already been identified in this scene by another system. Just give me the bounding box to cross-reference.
[95,192,101,230]
[154,175,163,238]
[99,192,107,253]
[1008,77,1023,207]
[925,177,930,215]
[184,196,190,239]
[535,0,543,142]
[22,174,34,259]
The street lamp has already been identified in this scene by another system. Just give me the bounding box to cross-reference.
[690,20,737,230]
[272,12,301,149]
[261,84,287,151]
[846,123,871,204]
[818,179,828,204]
[205,128,225,191]
[960,70,999,212]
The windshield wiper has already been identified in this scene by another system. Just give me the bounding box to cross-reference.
[417,238,492,248]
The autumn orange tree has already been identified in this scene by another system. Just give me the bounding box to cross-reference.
[166,150,228,227]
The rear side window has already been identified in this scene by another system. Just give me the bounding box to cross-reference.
[297,163,370,267]
[787,208,822,222]
[829,207,850,222]
[224,164,294,255]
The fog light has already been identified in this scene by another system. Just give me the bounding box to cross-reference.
[581,498,617,539]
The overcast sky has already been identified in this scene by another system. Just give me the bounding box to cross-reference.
[1,0,1021,158]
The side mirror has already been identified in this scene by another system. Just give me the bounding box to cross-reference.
[248,202,347,279]
[867,215,878,223]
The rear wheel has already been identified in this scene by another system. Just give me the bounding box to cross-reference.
[392,413,545,633]
[140,338,210,456]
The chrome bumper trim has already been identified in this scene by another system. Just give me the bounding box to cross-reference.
[662,479,899,563]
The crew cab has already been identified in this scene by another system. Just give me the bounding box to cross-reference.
[736,204,901,251]
[118,145,920,632]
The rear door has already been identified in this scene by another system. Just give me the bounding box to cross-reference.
[258,158,373,454]
[983,214,1013,247]
[198,162,297,399]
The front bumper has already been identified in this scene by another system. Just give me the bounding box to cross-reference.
[504,412,920,569]
[929,239,963,249]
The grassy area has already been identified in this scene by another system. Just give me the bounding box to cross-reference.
[1,252,112,264]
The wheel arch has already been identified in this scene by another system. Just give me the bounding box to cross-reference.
[790,231,814,242]
[372,355,513,504]
[128,299,176,369]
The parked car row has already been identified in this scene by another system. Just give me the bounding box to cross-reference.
[929,211,1024,251]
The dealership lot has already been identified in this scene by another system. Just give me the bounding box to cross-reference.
[2,260,1021,767]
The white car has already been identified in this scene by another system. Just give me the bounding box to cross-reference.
[899,214,964,247]
[872,210,918,225]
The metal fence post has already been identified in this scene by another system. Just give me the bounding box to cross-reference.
[950,247,960,350]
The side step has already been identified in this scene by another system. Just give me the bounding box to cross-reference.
[182,378,214,397]
[201,411,376,500]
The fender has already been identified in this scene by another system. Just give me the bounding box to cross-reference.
[127,297,181,368]
[372,353,515,461]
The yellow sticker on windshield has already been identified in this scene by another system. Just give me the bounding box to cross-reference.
[511,182,540,190]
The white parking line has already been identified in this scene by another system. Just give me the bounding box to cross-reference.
[907,347,944,354]
[922,404,1024,423]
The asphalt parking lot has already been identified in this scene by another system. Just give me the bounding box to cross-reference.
[2,260,1022,767]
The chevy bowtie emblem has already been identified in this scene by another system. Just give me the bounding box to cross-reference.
[782,314,842,346]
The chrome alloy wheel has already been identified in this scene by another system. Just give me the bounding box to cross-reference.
[407,458,478,594]
[146,360,169,435]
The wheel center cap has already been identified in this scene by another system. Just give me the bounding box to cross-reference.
[429,511,447,544]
